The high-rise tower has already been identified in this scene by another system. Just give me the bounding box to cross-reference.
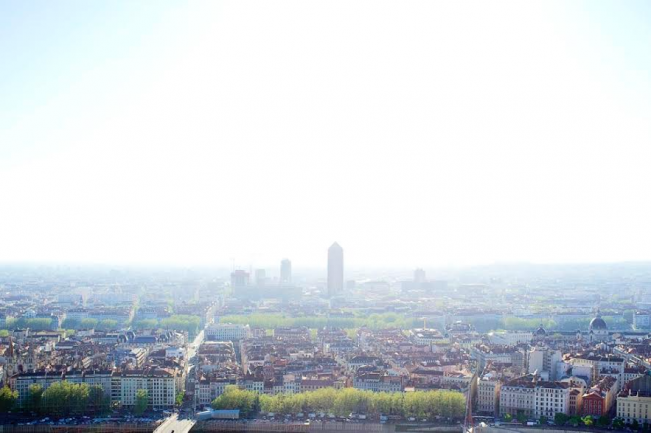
[280,259,292,284]
[327,242,344,296]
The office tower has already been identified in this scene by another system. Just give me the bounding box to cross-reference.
[255,269,266,286]
[280,259,292,284]
[414,268,426,284]
[327,242,344,297]
[230,270,249,289]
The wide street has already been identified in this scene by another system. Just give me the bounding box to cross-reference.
[155,327,205,433]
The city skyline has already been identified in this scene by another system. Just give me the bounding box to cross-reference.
[2,0,651,430]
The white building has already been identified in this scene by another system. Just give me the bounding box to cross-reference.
[9,370,112,406]
[528,347,562,380]
[500,378,536,418]
[489,331,533,347]
[111,368,176,409]
[353,373,403,392]
[205,323,251,342]
[534,382,570,418]
[410,328,449,346]
[196,377,237,406]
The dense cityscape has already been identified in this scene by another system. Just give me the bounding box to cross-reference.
[3,0,651,432]
[3,244,651,432]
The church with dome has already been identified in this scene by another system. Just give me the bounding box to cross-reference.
[531,310,615,346]
[588,309,609,343]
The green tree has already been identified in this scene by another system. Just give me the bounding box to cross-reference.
[96,319,118,331]
[633,420,640,430]
[504,414,513,422]
[134,319,158,329]
[215,387,464,420]
[27,384,43,414]
[613,418,625,430]
[212,386,259,417]
[61,318,80,329]
[80,318,99,329]
[134,389,148,415]
[582,416,594,427]
[176,391,185,406]
[516,412,527,424]
[0,386,18,412]
[597,415,611,427]
[539,416,548,425]
[161,315,202,337]
[554,413,569,426]
[569,415,582,427]
[88,385,110,414]
[41,382,91,416]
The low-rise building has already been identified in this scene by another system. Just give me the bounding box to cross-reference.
[582,376,618,416]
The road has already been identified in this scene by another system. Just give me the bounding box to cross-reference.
[187,328,205,413]
[188,329,204,361]
[154,414,196,433]
[155,328,206,433]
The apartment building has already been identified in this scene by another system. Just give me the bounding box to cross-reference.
[500,376,536,418]
[9,370,112,406]
[353,372,403,392]
[534,381,570,418]
[617,375,651,424]
[111,368,176,409]
[205,323,251,342]
[196,376,237,406]
[477,375,501,416]
[582,375,618,416]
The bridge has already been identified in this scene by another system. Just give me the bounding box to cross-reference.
[154,413,196,433]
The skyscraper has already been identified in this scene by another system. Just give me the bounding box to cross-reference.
[280,259,292,284]
[414,268,426,284]
[230,270,249,289]
[327,242,344,297]
[255,269,266,286]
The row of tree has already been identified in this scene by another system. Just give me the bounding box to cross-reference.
[24,382,111,416]
[60,314,202,336]
[1,318,54,331]
[551,413,611,427]
[507,413,638,430]
[219,313,420,331]
[131,314,202,336]
[219,313,630,334]
[0,384,151,417]
[211,386,466,419]
[61,318,119,331]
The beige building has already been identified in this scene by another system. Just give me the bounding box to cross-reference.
[499,374,570,419]
[477,375,501,416]
[196,376,237,406]
[617,375,651,424]
[500,376,536,418]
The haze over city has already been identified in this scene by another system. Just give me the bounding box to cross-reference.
[3,2,651,433]
[2,1,651,267]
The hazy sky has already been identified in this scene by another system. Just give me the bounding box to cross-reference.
[1,1,651,268]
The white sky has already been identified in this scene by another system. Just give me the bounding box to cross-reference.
[1,1,651,268]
